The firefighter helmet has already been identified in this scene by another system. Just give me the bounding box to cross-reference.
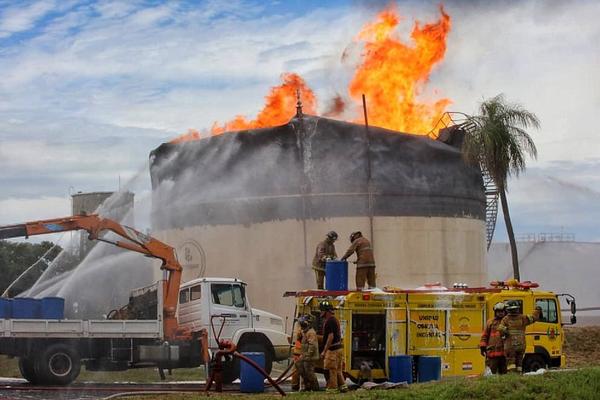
[506,300,520,313]
[298,314,312,328]
[493,302,506,311]
[350,231,362,242]
[326,231,338,241]
[319,300,334,312]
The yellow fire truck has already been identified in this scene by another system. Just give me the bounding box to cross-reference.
[285,280,576,381]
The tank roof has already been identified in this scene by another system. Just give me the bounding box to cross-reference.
[150,115,485,229]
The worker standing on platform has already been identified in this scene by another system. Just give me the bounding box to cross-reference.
[319,301,348,393]
[312,231,338,289]
[341,231,376,290]
[498,300,539,372]
[480,302,507,374]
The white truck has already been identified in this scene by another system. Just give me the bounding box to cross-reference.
[178,277,290,382]
[0,215,290,385]
[0,277,290,385]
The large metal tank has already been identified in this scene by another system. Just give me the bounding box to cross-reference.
[149,115,486,321]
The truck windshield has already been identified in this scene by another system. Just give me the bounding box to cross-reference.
[211,284,245,308]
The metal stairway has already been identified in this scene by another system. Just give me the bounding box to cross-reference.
[428,112,499,250]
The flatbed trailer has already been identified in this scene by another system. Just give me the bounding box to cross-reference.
[0,281,207,385]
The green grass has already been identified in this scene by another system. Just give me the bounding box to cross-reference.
[121,368,600,400]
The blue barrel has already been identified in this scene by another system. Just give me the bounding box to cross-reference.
[417,356,442,382]
[41,297,65,319]
[325,260,348,291]
[389,355,413,383]
[240,352,265,393]
[0,298,11,319]
[12,298,41,319]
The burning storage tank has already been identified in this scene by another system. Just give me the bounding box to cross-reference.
[149,115,486,319]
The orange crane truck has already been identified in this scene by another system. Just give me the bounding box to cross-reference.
[0,214,208,385]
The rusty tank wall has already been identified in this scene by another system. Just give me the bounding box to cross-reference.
[149,116,486,321]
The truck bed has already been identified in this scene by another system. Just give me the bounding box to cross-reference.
[0,318,162,339]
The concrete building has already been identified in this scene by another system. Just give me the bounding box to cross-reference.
[149,116,487,321]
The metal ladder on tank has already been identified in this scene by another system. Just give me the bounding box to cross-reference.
[428,112,499,250]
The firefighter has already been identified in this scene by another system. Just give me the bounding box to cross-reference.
[480,302,508,374]
[296,315,320,391]
[291,321,303,391]
[312,231,338,289]
[341,231,376,290]
[319,300,348,393]
[497,300,539,372]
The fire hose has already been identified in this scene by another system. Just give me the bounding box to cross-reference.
[204,339,286,396]
[205,315,286,396]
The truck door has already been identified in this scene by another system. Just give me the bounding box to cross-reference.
[208,283,250,346]
[532,297,563,363]
[178,283,203,332]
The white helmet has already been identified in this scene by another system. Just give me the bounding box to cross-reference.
[493,302,506,311]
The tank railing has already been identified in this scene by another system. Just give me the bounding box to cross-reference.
[429,112,500,250]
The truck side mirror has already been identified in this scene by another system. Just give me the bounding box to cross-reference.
[570,315,577,325]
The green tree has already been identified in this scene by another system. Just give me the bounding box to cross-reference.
[463,94,540,281]
[0,240,62,296]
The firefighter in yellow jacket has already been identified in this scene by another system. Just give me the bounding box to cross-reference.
[312,231,338,289]
[497,300,539,372]
[480,302,507,374]
[341,231,376,289]
[291,323,302,391]
[296,315,320,391]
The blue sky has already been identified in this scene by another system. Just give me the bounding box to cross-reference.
[1,0,599,242]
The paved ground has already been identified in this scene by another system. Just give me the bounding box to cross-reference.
[0,379,298,400]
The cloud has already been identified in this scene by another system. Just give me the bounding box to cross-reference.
[493,159,600,242]
[0,0,57,38]
[0,1,598,243]
[0,196,69,225]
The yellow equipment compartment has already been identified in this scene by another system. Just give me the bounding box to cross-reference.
[406,292,486,376]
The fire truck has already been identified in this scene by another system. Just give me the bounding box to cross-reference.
[286,280,576,381]
[0,215,289,385]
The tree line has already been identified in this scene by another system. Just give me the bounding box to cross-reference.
[0,240,62,296]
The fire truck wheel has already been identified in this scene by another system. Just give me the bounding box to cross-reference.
[35,343,81,385]
[18,357,39,384]
[523,354,547,372]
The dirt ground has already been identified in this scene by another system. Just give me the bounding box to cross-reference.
[564,326,600,368]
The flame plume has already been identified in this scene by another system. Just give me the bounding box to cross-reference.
[210,73,316,135]
[349,5,451,135]
[170,5,451,143]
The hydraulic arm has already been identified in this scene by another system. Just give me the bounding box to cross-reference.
[0,214,184,340]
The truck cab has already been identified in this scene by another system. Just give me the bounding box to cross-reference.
[487,286,574,371]
[177,277,290,382]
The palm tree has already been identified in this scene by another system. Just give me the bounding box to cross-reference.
[462,94,540,281]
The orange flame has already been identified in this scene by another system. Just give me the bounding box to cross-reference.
[210,73,317,135]
[349,5,451,134]
[170,5,451,143]
[170,129,201,144]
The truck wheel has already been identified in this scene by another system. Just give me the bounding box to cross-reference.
[35,343,81,385]
[18,357,39,384]
[523,354,546,372]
